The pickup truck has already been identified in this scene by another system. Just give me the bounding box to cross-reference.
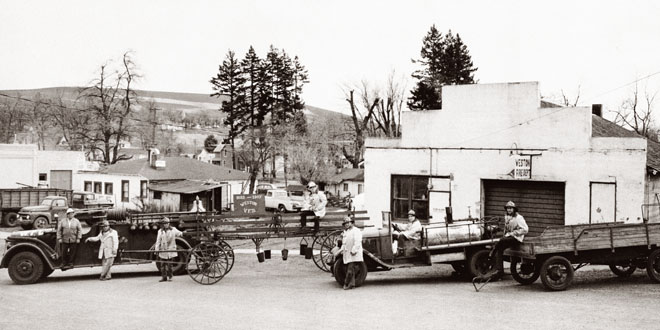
[17,195,109,229]
[264,189,301,212]
[71,191,114,209]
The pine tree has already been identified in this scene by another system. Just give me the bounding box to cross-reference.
[408,26,477,110]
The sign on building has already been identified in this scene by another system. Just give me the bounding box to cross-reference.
[233,194,265,215]
[514,155,531,179]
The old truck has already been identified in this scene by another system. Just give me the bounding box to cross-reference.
[0,188,72,227]
[264,189,302,212]
[16,194,110,229]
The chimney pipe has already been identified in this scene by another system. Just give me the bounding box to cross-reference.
[592,104,602,117]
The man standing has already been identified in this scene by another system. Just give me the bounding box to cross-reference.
[57,208,82,270]
[487,201,528,278]
[155,217,182,282]
[85,220,118,281]
[341,216,363,290]
[300,181,327,232]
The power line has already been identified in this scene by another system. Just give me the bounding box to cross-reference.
[582,70,660,102]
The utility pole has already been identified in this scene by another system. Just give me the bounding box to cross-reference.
[149,104,160,149]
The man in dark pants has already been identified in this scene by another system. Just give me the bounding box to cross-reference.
[484,201,528,278]
[57,208,82,270]
[300,181,326,232]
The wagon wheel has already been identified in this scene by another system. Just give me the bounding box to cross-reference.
[312,230,342,272]
[540,256,574,291]
[186,242,229,285]
[609,261,637,277]
[647,249,660,283]
[218,240,235,273]
[510,259,540,285]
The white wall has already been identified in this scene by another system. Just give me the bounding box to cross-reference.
[37,150,88,189]
[76,172,146,210]
[363,82,647,228]
[0,144,37,188]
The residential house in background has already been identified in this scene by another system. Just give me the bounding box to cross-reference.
[326,168,364,198]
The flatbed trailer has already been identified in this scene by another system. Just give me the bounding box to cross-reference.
[503,221,660,290]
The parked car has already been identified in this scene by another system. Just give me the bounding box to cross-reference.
[71,191,114,209]
[264,189,302,212]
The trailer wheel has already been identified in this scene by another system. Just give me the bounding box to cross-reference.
[312,230,342,272]
[32,217,49,229]
[510,259,540,285]
[332,259,368,287]
[540,256,574,291]
[3,212,18,227]
[468,250,494,278]
[646,249,660,283]
[609,262,637,277]
[8,251,44,284]
[218,240,235,273]
[187,242,229,285]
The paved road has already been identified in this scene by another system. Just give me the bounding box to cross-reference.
[1,244,659,330]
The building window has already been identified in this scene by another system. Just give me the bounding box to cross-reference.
[84,181,92,192]
[358,184,363,195]
[140,180,148,199]
[121,180,129,202]
[94,182,102,194]
[153,191,162,200]
[38,173,47,181]
[223,149,227,157]
[343,183,349,192]
[105,183,113,195]
[391,175,429,221]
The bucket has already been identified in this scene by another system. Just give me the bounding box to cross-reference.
[282,249,289,261]
[257,252,265,263]
[300,243,307,256]
[264,250,271,259]
[305,247,313,260]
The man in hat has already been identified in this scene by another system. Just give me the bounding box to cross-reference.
[300,181,327,232]
[340,216,363,290]
[57,208,82,270]
[85,220,119,280]
[486,201,528,278]
[391,209,423,255]
[155,217,182,282]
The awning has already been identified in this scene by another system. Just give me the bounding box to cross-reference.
[149,180,226,194]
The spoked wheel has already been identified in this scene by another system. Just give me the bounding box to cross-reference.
[647,249,660,283]
[312,230,342,272]
[186,242,229,285]
[510,259,540,285]
[540,256,574,291]
[218,240,235,273]
[468,250,496,278]
[609,261,637,277]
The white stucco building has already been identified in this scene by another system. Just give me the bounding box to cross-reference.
[364,82,656,236]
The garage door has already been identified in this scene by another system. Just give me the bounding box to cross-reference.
[50,170,72,190]
[483,180,565,237]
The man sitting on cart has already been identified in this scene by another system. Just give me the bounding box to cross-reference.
[485,201,528,278]
[391,209,423,254]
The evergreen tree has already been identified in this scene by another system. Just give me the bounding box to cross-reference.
[408,26,477,110]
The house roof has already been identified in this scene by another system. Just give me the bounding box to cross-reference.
[101,156,250,181]
[591,114,660,171]
[149,180,225,194]
[327,168,364,184]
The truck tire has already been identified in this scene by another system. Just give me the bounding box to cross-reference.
[468,249,494,278]
[540,256,574,291]
[155,241,189,275]
[3,212,19,227]
[8,251,45,284]
[647,249,660,283]
[32,217,49,229]
[332,259,368,287]
[278,205,287,213]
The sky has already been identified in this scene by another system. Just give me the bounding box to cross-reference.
[1,0,660,117]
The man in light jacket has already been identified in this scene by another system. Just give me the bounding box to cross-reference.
[341,216,363,290]
[487,201,529,278]
[155,217,182,282]
[85,220,118,281]
[57,208,82,270]
[300,181,327,232]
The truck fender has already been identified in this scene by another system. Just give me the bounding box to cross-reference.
[1,242,57,270]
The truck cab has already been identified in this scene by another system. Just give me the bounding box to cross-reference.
[71,191,114,209]
[264,189,301,212]
[17,196,68,229]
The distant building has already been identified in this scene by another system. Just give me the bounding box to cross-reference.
[326,168,364,198]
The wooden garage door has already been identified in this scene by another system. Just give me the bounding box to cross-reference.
[50,170,72,190]
[483,180,565,237]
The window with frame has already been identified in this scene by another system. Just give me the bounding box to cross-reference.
[93,182,102,193]
[121,180,129,202]
[140,180,148,199]
[343,183,348,192]
[84,181,92,192]
[391,175,429,220]
[38,173,47,181]
[105,183,113,195]
[153,191,162,200]
[358,184,363,194]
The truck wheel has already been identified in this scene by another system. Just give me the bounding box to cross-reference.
[32,217,49,229]
[332,260,368,287]
[468,250,494,278]
[3,212,19,227]
[155,242,189,275]
[609,262,637,277]
[8,251,44,284]
[278,205,286,213]
[510,259,540,285]
[540,256,574,291]
[646,249,660,283]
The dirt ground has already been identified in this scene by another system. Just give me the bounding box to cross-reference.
[1,233,660,330]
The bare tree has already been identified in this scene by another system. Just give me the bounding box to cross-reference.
[342,88,378,168]
[613,82,658,140]
[0,94,26,143]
